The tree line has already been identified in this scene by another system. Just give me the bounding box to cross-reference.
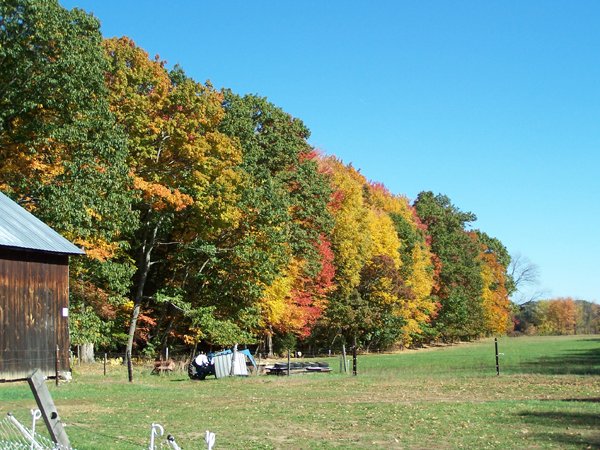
[514,298,600,336]
[2,0,584,359]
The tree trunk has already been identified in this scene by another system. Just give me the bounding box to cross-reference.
[80,343,95,363]
[125,302,142,359]
[267,329,274,358]
[125,218,161,359]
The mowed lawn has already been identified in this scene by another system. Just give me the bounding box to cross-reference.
[1,335,599,449]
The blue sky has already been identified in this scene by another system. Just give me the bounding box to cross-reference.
[61,0,599,302]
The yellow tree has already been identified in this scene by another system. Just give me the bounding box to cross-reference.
[479,246,512,334]
[366,209,401,266]
[259,260,297,352]
[366,183,437,346]
[103,37,242,356]
[471,231,513,335]
[320,157,436,349]
[322,157,372,298]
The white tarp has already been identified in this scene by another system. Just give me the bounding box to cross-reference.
[213,352,248,378]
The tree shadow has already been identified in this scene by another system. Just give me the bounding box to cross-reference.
[517,410,600,448]
[519,411,599,427]
[513,347,600,375]
[560,398,600,403]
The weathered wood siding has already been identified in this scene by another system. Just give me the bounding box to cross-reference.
[0,248,70,381]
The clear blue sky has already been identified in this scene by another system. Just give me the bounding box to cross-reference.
[61,0,600,303]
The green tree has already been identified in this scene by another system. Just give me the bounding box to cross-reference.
[414,192,484,341]
[191,92,334,347]
[0,0,136,350]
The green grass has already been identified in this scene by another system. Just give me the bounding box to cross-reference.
[1,335,599,449]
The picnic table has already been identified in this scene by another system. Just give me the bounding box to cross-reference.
[152,358,175,374]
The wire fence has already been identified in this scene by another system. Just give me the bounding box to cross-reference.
[0,412,71,450]
[4,336,600,381]
[0,411,204,450]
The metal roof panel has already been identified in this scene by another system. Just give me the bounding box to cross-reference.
[0,192,85,255]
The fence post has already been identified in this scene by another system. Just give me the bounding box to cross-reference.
[127,350,133,382]
[342,344,347,373]
[352,345,357,376]
[287,349,291,376]
[103,353,107,376]
[27,370,71,448]
[494,338,500,376]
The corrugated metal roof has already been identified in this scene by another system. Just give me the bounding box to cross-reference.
[0,192,85,255]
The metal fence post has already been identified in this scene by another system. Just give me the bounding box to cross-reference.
[495,338,500,376]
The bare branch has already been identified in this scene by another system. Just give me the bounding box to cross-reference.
[197,258,211,275]
[513,288,551,305]
[509,253,540,290]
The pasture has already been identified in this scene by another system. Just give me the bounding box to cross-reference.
[1,335,599,449]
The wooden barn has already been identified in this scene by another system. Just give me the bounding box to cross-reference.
[0,192,84,381]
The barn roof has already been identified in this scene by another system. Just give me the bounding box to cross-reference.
[0,192,85,255]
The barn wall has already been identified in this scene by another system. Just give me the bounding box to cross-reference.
[0,248,70,381]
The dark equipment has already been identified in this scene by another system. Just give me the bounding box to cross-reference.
[266,361,331,376]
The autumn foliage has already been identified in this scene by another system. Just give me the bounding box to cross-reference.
[0,0,549,357]
[515,298,598,336]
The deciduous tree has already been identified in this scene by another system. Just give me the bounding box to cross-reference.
[366,183,438,345]
[473,232,512,334]
[414,192,484,341]
[0,0,136,352]
[103,37,242,355]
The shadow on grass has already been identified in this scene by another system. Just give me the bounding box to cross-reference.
[561,398,600,403]
[512,347,600,375]
[518,410,600,448]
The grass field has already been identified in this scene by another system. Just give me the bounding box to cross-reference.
[1,335,599,449]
